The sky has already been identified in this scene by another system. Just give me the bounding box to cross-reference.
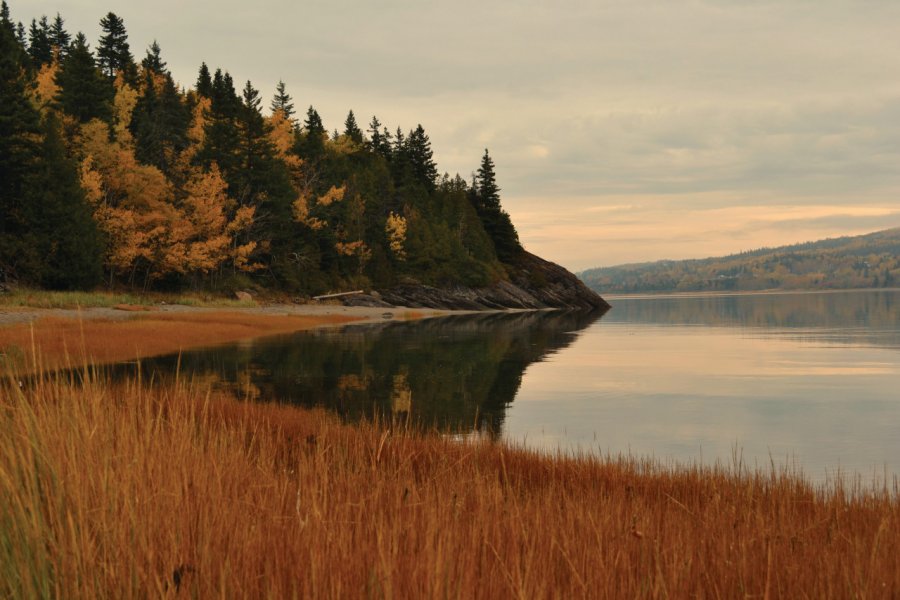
[14,0,900,270]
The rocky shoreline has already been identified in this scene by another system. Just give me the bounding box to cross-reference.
[344,251,611,311]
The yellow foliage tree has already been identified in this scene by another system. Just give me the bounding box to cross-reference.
[385,212,408,261]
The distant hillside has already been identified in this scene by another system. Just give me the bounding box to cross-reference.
[580,228,900,294]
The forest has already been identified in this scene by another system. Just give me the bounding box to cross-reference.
[0,3,522,296]
[580,228,900,294]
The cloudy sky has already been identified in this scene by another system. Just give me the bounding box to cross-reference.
[15,0,900,270]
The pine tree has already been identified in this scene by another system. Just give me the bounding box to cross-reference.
[196,62,212,96]
[367,116,392,158]
[29,113,103,288]
[49,13,69,58]
[28,16,52,66]
[0,1,11,34]
[55,32,114,123]
[472,149,520,262]
[343,110,363,143]
[270,79,294,119]
[141,40,165,73]
[298,105,325,157]
[97,12,135,81]
[406,124,437,191]
[131,65,190,174]
[0,19,42,281]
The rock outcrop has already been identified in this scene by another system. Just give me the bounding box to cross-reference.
[342,251,610,311]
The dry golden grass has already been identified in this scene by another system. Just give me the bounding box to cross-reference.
[0,311,360,372]
[1,367,898,598]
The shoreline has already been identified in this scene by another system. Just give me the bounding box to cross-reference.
[0,303,470,372]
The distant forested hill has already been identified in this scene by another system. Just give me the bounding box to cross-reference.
[580,228,900,294]
[0,3,531,299]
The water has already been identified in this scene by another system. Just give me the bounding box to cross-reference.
[125,290,900,482]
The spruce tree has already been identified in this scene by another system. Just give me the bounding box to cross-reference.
[367,116,392,158]
[473,149,521,262]
[97,12,135,81]
[55,32,114,123]
[49,13,69,58]
[28,16,52,66]
[0,1,11,35]
[29,113,103,288]
[141,40,165,73]
[298,105,325,157]
[196,62,212,96]
[343,110,363,143]
[270,79,294,119]
[0,19,42,281]
[131,65,190,174]
[406,124,437,192]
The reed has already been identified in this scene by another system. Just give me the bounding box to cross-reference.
[1,361,898,598]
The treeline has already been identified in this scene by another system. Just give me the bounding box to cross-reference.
[580,228,900,294]
[0,3,522,294]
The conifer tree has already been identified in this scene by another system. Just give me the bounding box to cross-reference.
[27,16,52,66]
[0,1,11,35]
[270,79,294,119]
[406,124,437,191]
[49,13,69,57]
[343,109,363,143]
[55,32,114,123]
[141,40,165,73]
[0,18,42,281]
[367,116,392,158]
[131,63,190,174]
[196,69,242,175]
[29,113,103,288]
[97,12,135,81]
[298,105,325,157]
[196,62,212,96]
[472,148,521,262]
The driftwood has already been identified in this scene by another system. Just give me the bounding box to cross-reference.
[312,290,365,300]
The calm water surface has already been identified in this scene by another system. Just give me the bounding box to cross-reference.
[130,290,900,482]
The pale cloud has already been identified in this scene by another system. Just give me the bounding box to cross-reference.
[13,0,900,270]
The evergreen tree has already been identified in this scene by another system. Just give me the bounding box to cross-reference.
[297,105,325,157]
[196,69,242,176]
[29,113,103,288]
[55,32,114,123]
[367,116,392,158]
[270,79,294,119]
[472,149,520,262]
[141,40,165,73]
[196,62,212,96]
[406,124,438,192]
[131,65,190,174]
[0,1,11,35]
[97,12,135,81]
[0,18,42,282]
[15,22,25,49]
[49,13,69,58]
[343,109,363,143]
[27,16,52,66]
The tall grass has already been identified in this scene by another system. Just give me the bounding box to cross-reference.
[1,367,898,598]
[0,288,258,310]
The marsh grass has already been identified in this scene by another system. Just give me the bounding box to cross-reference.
[1,357,898,598]
[0,312,360,372]
[0,288,258,310]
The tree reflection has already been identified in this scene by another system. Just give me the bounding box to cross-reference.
[123,310,605,436]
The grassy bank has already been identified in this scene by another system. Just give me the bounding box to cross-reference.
[0,288,262,310]
[1,367,898,598]
[0,311,361,372]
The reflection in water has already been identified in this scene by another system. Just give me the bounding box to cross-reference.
[603,290,900,348]
[121,310,604,435]
[104,290,900,482]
